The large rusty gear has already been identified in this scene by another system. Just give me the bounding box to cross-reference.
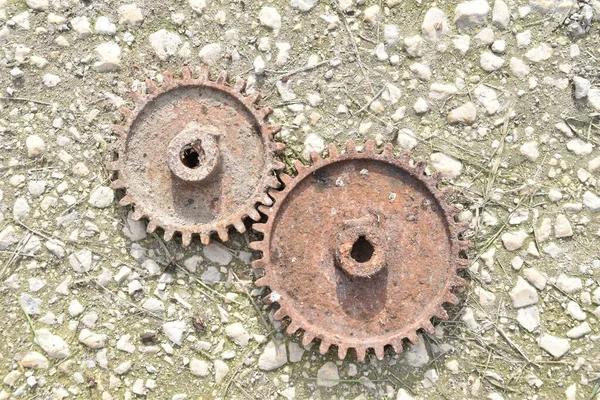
[109,66,285,246]
[251,140,471,361]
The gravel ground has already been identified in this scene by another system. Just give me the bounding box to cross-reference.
[1,0,600,399]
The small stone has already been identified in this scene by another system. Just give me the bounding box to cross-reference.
[397,129,418,150]
[492,0,510,28]
[26,135,45,157]
[142,298,165,313]
[42,74,61,87]
[290,0,317,11]
[567,301,586,321]
[453,35,470,55]
[95,16,116,35]
[363,5,380,23]
[567,139,593,156]
[0,226,19,250]
[429,83,458,101]
[501,230,527,251]
[454,0,491,29]
[446,360,460,373]
[123,211,147,241]
[162,320,186,346]
[78,329,108,349]
[510,57,530,79]
[409,63,431,81]
[118,4,143,26]
[397,389,416,400]
[201,266,221,285]
[288,342,305,363]
[473,28,495,46]
[258,340,287,371]
[214,360,229,384]
[21,352,49,369]
[88,186,114,208]
[516,30,531,47]
[149,30,181,60]
[588,88,600,111]
[117,334,136,353]
[19,293,42,315]
[404,35,424,58]
[132,379,147,395]
[203,243,232,265]
[517,306,540,332]
[448,102,477,124]
[523,268,546,290]
[404,336,430,367]
[554,214,573,238]
[474,85,499,114]
[525,43,553,62]
[71,16,92,38]
[539,334,570,359]
[556,274,583,294]
[430,153,462,178]
[303,133,325,158]
[480,52,504,71]
[491,40,505,53]
[510,277,538,308]
[26,0,48,10]
[199,43,222,65]
[259,7,281,30]
[422,8,450,40]
[462,307,479,330]
[225,323,249,346]
[567,322,591,339]
[68,300,84,317]
[583,191,600,212]
[519,141,539,162]
[190,358,209,376]
[13,198,30,222]
[114,360,133,375]
[422,369,439,388]
[317,361,339,387]
[3,371,21,387]
[573,76,591,99]
[384,24,400,45]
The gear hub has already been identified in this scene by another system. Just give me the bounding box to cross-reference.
[251,140,470,361]
[109,67,285,245]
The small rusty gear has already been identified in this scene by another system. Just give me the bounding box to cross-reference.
[251,140,471,361]
[109,66,285,245]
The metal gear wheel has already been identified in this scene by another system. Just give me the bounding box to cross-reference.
[250,140,471,361]
[109,66,285,246]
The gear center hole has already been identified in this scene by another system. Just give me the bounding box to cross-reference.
[350,236,374,263]
[180,142,205,169]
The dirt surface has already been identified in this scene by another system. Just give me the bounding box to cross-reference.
[1,0,600,399]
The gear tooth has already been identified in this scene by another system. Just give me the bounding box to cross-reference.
[374,346,385,360]
[456,221,470,233]
[345,140,357,153]
[398,151,410,163]
[391,340,404,354]
[268,141,286,154]
[216,70,228,84]
[319,340,331,355]
[415,160,427,175]
[198,65,210,81]
[233,77,246,92]
[145,79,158,95]
[257,204,272,215]
[458,240,472,251]
[286,321,300,335]
[266,124,282,137]
[382,143,394,157]
[181,232,192,247]
[337,345,348,360]
[364,139,376,154]
[162,70,175,85]
[146,220,158,234]
[110,179,125,189]
[254,276,268,287]
[252,223,267,234]
[266,175,281,189]
[457,258,470,270]
[328,143,340,157]
[247,91,261,104]
[263,291,280,304]
[247,208,261,221]
[453,276,467,287]
[119,106,134,119]
[302,332,315,347]
[248,241,264,251]
[163,229,175,242]
[310,152,322,164]
[293,160,306,172]
[280,173,293,186]
[440,187,453,201]
[119,194,134,206]
[435,306,449,320]
[444,292,460,305]
[259,106,273,120]
[422,320,435,334]
[252,259,265,269]
[233,218,246,233]
[107,161,121,171]
[273,308,287,321]
[112,124,127,137]
[355,346,367,362]
[407,332,420,344]
[200,233,211,245]
[181,66,193,80]
[216,227,229,242]
[272,160,286,172]
[130,90,145,105]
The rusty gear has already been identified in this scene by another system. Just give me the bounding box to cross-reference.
[109,66,285,246]
[251,140,470,361]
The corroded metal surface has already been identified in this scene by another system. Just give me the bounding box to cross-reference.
[251,140,471,361]
[109,66,285,245]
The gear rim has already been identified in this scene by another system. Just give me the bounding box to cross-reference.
[250,140,471,361]
[108,66,286,246]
